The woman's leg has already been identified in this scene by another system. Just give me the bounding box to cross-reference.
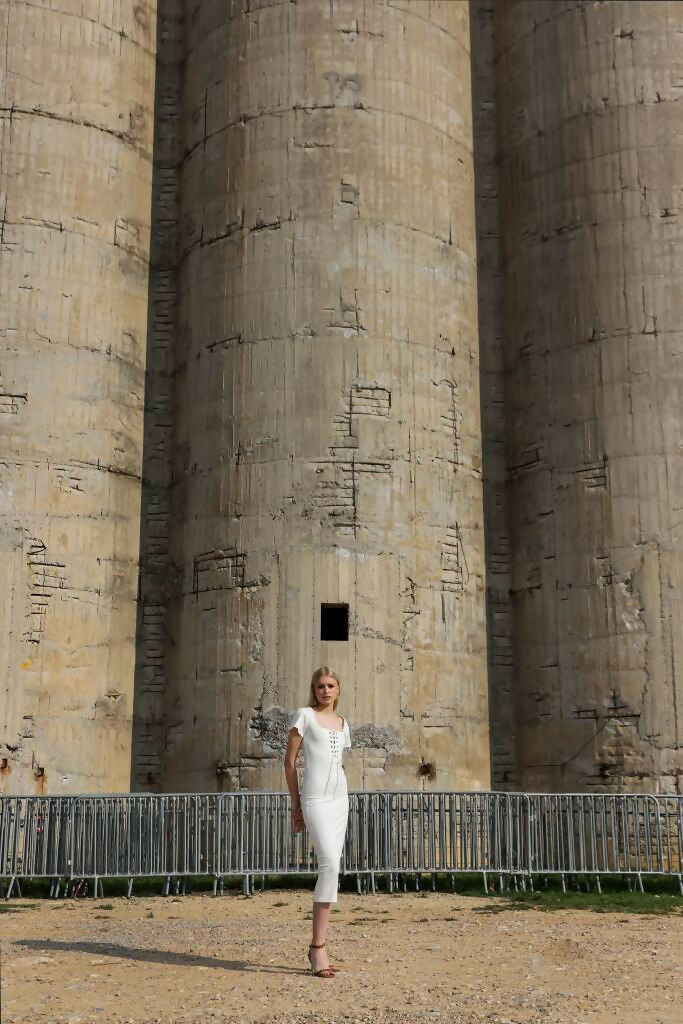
[303,795,348,972]
[312,900,332,944]
[309,900,332,972]
[304,795,348,903]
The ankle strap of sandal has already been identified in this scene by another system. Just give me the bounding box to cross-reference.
[309,942,326,949]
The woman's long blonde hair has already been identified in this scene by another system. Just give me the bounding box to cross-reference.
[308,666,341,710]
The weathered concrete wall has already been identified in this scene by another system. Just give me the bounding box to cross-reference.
[132,0,183,793]
[5,0,680,798]
[164,0,490,793]
[496,1,683,792]
[470,0,516,789]
[0,1,157,793]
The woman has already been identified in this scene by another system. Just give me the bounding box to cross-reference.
[284,667,351,978]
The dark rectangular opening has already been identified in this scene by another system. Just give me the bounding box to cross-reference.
[321,603,349,642]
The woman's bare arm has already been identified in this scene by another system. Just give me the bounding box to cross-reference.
[284,728,305,830]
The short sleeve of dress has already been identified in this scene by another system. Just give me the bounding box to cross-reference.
[290,706,308,738]
[343,719,352,750]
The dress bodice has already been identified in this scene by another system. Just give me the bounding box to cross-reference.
[290,705,351,800]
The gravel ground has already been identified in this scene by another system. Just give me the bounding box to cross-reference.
[0,889,680,1024]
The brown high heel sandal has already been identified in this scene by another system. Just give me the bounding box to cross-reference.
[307,942,336,978]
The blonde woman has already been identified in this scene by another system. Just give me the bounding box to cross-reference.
[284,667,351,978]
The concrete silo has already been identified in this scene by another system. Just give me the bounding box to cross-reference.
[0,2,157,792]
[163,0,490,792]
[495,0,683,791]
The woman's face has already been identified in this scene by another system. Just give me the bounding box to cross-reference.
[314,675,339,707]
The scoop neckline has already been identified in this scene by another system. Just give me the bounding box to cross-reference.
[311,708,345,733]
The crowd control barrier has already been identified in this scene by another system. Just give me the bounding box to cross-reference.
[1,791,680,897]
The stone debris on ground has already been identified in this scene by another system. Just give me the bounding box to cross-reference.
[0,891,680,1024]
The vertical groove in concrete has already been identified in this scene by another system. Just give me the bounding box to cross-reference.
[166,0,490,792]
[470,0,516,789]
[132,0,184,793]
[0,2,157,793]
[496,0,683,792]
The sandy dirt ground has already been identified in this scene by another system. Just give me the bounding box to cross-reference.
[0,889,680,1024]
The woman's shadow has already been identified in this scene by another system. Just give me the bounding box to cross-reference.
[16,938,304,975]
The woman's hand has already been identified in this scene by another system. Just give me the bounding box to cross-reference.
[291,805,305,833]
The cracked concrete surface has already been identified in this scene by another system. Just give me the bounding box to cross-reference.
[2,0,681,797]
[0,0,157,793]
[162,0,490,794]
[495,0,683,792]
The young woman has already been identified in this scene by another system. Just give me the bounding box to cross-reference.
[284,667,351,978]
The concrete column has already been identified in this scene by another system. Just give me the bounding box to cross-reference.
[0,2,157,792]
[166,0,489,792]
[496,1,683,792]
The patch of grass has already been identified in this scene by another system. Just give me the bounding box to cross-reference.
[333,872,681,917]
[8,875,227,901]
[487,888,682,915]
[0,902,38,914]
[4,879,54,899]
[5,871,680,915]
[375,873,492,896]
[473,902,529,915]
[362,914,396,921]
[248,873,317,893]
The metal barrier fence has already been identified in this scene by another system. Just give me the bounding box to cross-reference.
[1,792,681,897]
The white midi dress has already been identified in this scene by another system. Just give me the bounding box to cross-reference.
[290,705,351,903]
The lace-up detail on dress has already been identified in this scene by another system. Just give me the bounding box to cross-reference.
[323,726,345,799]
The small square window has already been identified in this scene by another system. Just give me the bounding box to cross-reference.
[321,603,349,642]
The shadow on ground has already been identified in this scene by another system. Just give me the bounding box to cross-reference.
[15,938,304,976]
